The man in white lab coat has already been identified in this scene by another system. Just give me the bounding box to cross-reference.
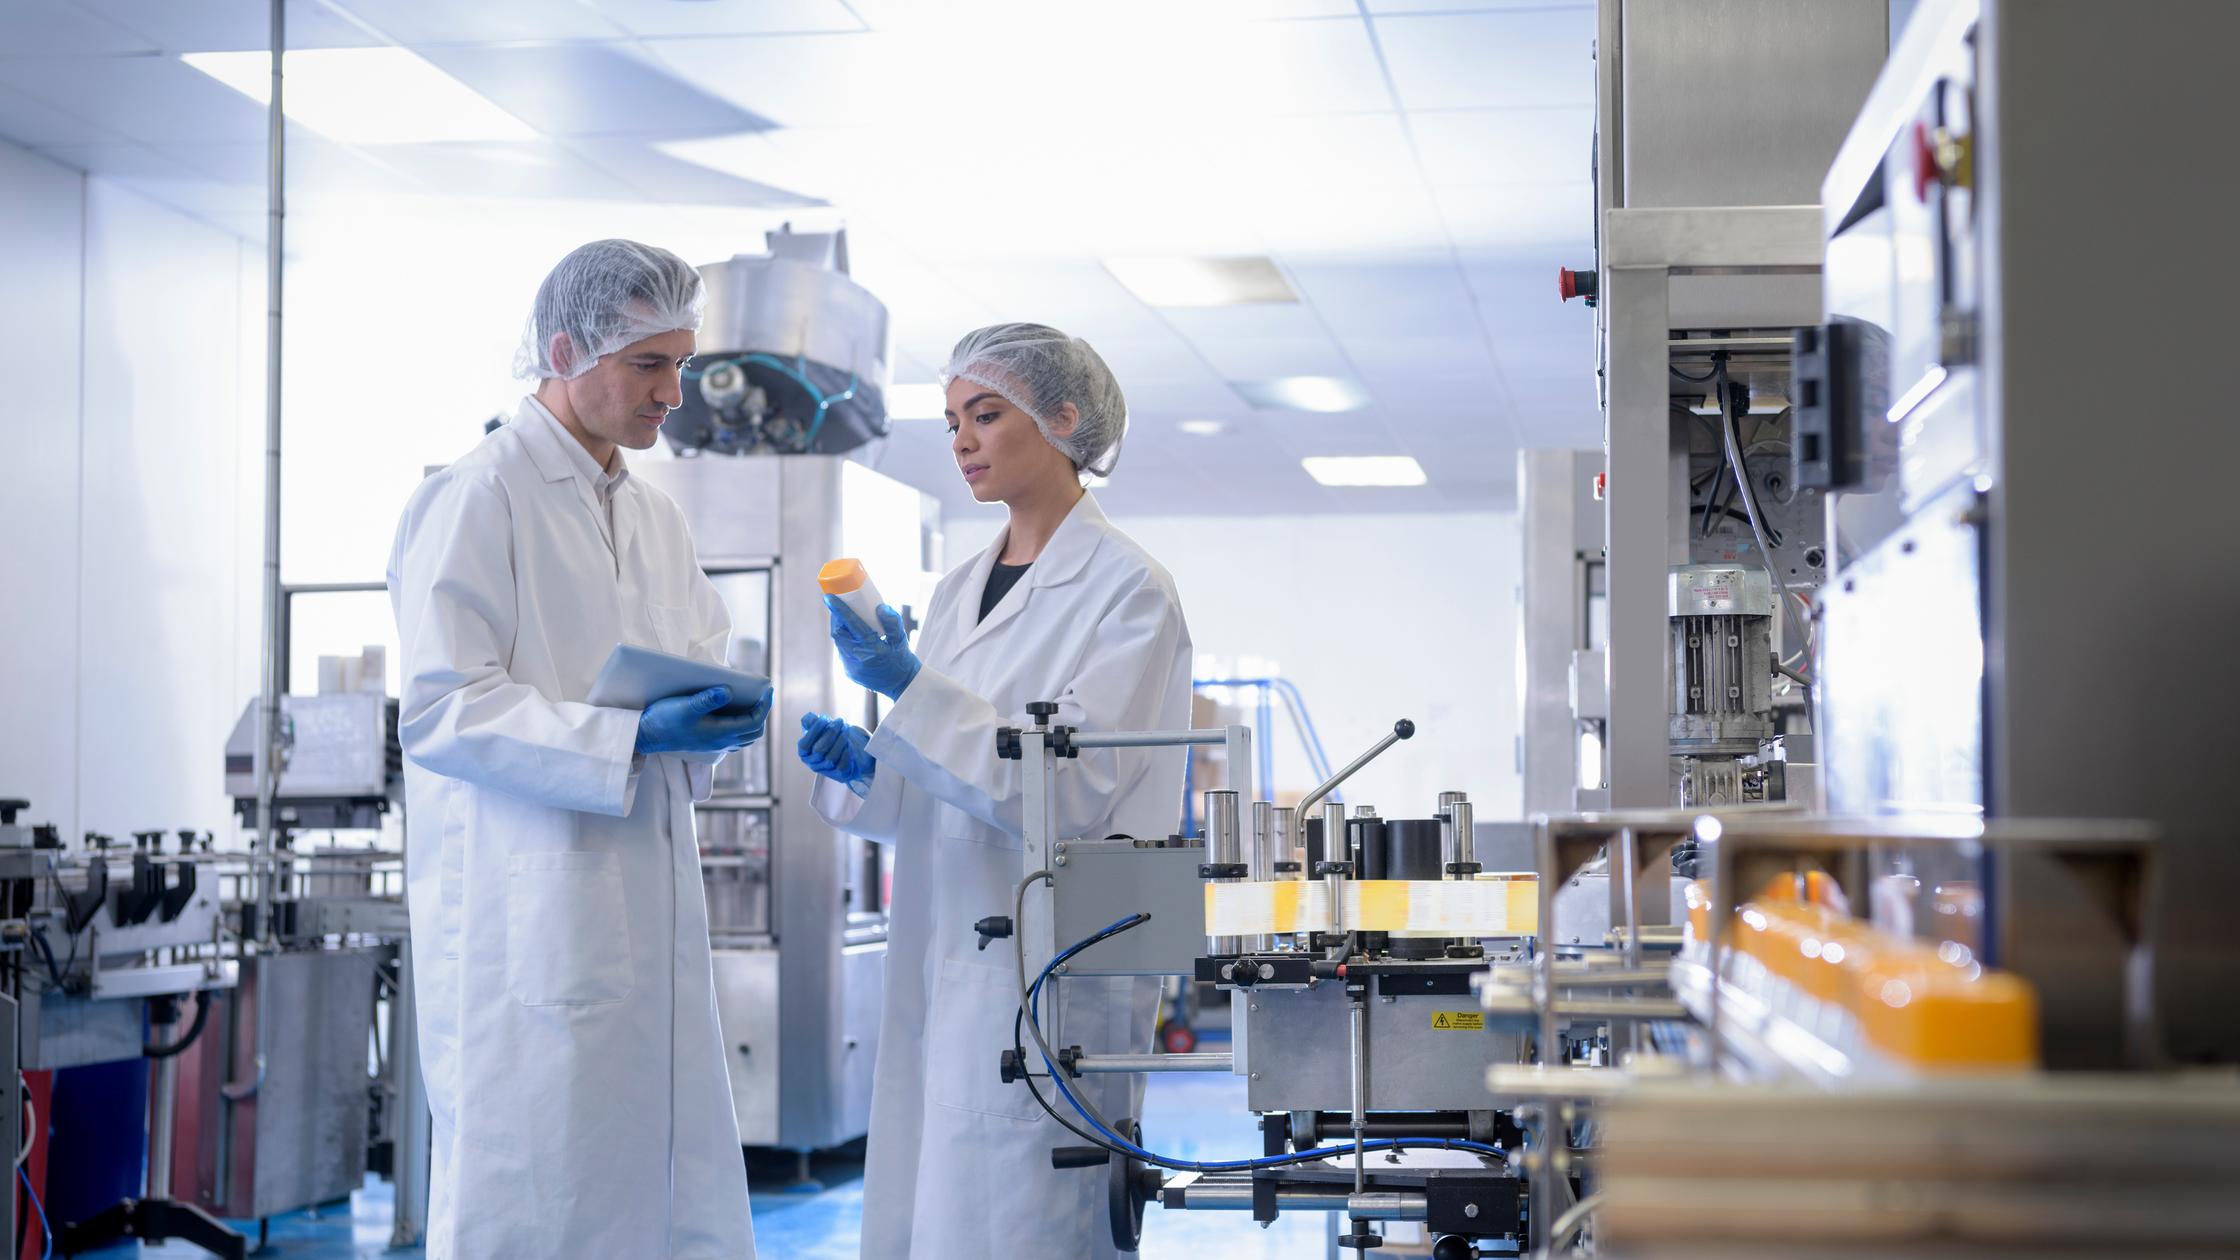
[389,239,763,1259]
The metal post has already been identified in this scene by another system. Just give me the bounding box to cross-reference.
[147,1046,178,1200]
[1204,791,1244,957]
[1451,801,1477,873]
[1602,263,1677,809]
[1347,991,1368,1194]
[251,0,287,946]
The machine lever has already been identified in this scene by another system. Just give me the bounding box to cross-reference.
[1295,720,1416,822]
[158,862,198,922]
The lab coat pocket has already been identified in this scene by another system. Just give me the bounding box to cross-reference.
[925,957,1044,1122]
[505,850,631,1007]
[648,603,695,656]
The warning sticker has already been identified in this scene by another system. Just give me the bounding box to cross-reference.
[1430,1011,1485,1031]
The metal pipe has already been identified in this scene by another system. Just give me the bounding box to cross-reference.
[1451,800,1476,875]
[1070,729,1228,749]
[1166,1185,1427,1219]
[1294,719,1415,823]
[1437,791,1466,870]
[147,1049,179,1199]
[1071,1052,1231,1073]
[1320,800,1348,935]
[1481,992,1688,1020]
[1348,992,1368,1194]
[1204,790,1244,955]
[251,0,287,948]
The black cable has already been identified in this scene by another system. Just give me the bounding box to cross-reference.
[144,991,211,1060]
[24,931,64,993]
[1670,362,1717,383]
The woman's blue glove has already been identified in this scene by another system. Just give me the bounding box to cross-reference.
[636,685,771,755]
[826,595,921,700]
[797,712,875,790]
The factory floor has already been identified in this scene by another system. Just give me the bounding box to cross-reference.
[80,1057,1332,1258]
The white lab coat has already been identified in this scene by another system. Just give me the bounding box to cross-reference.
[388,398,754,1260]
[813,491,1192,1260]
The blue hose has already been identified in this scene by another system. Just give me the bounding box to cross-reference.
[20,1164,52,1260]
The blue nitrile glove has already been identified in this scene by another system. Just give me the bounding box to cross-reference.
[635,685,772,756]
[826,595,921,700]
[797,712,875,792]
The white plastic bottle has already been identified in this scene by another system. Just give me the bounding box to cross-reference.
[818,558,886,629]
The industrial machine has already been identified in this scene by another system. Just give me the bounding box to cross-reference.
[635,228,930,1160]
[664,226,891,459]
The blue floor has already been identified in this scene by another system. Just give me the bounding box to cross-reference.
[81,1070,1327,1258]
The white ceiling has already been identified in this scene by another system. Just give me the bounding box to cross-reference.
[0,0,1602,518]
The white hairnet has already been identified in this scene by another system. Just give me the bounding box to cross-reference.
[514,239,706,381]
[941,323,1128,477]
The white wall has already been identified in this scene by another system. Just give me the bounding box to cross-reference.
[0,138,263,847]
[948,508,1524,821]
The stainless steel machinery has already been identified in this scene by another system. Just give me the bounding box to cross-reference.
[1802,0,2240,1063]
[664,226,891,458]
[1574,0,1886,811]
[634,452,934,1158]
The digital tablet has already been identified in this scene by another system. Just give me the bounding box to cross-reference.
[586,643,772,717]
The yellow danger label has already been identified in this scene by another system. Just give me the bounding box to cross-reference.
[1430,1011,1484,1031]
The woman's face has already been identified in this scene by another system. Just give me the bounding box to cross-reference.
[945,378,1079,504]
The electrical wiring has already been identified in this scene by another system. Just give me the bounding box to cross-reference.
[18,1165,49,1260]
[1716,359,1810,687]
[1008,873,1506,1174]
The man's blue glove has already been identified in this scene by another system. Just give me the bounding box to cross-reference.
[826,595,921,700]
[797,712,875,790]
[635,685,772,756]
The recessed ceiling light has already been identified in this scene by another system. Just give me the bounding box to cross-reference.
[1301,455,1427,487]
[1103,256,1298,308]
[1177,419,1225,437]
[1231,376,1370,414]
[183,48,536,144]
[885,383,947,420]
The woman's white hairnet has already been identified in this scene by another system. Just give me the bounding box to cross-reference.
[514,239,706,381]
[941,323,1128,477]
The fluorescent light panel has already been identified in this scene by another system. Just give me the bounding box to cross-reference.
[1301,456,1427,487]
[1103,256,1297,308]
[1231,376,1370,413]
[1177,419,1226,436]
[885,382,947,420]
[183,48,536,144]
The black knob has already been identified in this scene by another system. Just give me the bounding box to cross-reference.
[1394,720,1415,739]
[134,830,162,852]
[1051,1146,1112,1170]
[0,800,27,825]
[974,915,1014,951]
[177,830,197,851]
[1025,701,1059,726]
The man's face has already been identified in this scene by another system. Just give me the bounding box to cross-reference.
[559,327,697,455]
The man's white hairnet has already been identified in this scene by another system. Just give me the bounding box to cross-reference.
[941,323,1128,478]
[514,239,706,382]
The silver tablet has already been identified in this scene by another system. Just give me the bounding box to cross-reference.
[586,643,772,716]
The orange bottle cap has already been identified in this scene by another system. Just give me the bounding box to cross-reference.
[818,558,867,595]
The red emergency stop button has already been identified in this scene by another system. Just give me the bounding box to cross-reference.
[1558,267,1597,303]
[1912,120,1939,202]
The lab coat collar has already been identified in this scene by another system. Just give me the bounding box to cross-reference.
[514,395,633,567]
[952,489,1107,652]
[514,395,630,494]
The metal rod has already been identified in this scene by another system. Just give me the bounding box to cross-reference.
[1071,1052,1232,1073]
[1348,992,1368,1195]
[1295,719,1414,823]
[1481,992,1689,1020]
[147,1049,178,1199]
[251,0,286,948]
[1165,1185,1426,1219]
[1451,800,1476,874]
[1069,729,1228,749]
[1205,791,1241,867]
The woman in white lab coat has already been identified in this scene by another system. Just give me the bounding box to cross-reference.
[800,324,1192,1259]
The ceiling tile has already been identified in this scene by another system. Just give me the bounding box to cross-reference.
[586,0,865,39]
[0,0,157,57]
[1435,181,1592,252]
[366,141,645,201]
[155,136,425,194]
[329,0,629,44]
[1285,257,1479,337]
[0,54,265,146]
[73,0,378,52]
[566,137,828,207]
[1409,106,1592,186]
[1373,8,1596,111]
[1159,304,1349,381]
[1368,0,1587,11]
[417,43,772,140]
[0,81,125,146]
